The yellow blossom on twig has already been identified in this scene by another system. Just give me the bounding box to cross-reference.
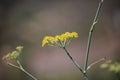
[42,32,78,48]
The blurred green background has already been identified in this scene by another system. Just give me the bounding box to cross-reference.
[0,0,120,80]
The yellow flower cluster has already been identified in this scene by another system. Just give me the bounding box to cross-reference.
[42,32,78,48]
[2,46,23,60]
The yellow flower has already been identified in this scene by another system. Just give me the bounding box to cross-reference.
[42,36,55,47]
[2,46,23,60]
[42,32,78,48]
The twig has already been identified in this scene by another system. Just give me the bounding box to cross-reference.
[84,0,104,72]
[83,0,104,80]
[87,58,105,70]
[8,61,38,80]
[63,47,88,79]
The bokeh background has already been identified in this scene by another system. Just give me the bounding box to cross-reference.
[0,0,120,80]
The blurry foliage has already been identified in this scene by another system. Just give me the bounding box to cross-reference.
[101,60,120,79]
[2,46,23,60]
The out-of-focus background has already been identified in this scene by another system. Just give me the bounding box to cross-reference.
[0,0,120,80]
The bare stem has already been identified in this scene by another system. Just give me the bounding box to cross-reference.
[8,61,38,80]
[20,67,38,80]
[63,47,88,79]
[84,0,104,72]
[87,58,105,70]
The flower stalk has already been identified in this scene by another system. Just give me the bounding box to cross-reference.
[83,0,104,80]
[63,47,88,79]
[7,60,38,80]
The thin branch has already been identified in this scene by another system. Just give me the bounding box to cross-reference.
[8,61,38,80]
[84,0,104,73]
[17,60,38,80]
[87,58,105,70]
[20,67,38,80]
[7,62,20,69]
[63,47,88,79]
